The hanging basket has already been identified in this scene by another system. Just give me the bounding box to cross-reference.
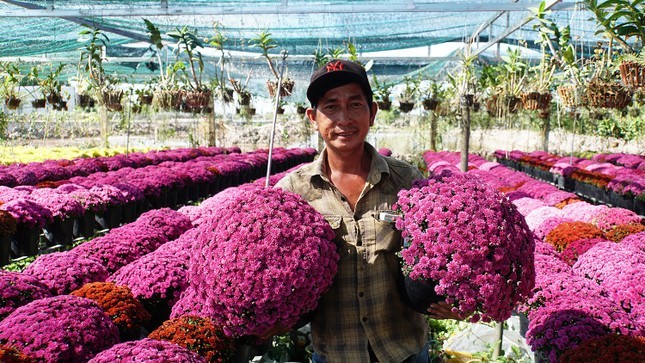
[422,98,440,111]
[267,78,294,98]
[5,96,21,110]
[46,93,62,105]
[139,93,154,105]
[377,100,392,111]
[619,61,645,88]
[77,94,96,109]
[397,274,444,314]
[31,98,46,109]
[521,92,552,110]
[183,90,212,110]
[11,224,41,258]
[586,81,633,109]
[153,90,183,111]
[398,101,415,113]
[0,235,11,266]
[505,95,522,113]
[102,89,124,111]
[556,85,586,107]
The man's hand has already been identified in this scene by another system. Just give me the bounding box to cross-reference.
[427,301,465,320]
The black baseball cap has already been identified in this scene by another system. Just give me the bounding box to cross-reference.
[306,59,373,107]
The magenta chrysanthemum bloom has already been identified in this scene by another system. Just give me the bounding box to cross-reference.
[89,184,128,206]
[189,186,338,338]
[524,206,563,231]
[512,197,546,216]
[109,244,190,309]
[22,251,109,295]
[71,224,170,274]
[0,295,119,362]
[561,202,609,224]
[534,241,559,258]
[533,216,576,241]
[393,171,535,322]
[572,242,645,285]
[590,207,643,232]
[526,307,609,363]
[0,198,54,229]
[170,285,217,319]
[560,238,608,266]
[622,232,645,252]
[533,253,571,277]
[88,338,205,363]
[0,271,53,321]
[29,188,84,219]
[134,208,193,241]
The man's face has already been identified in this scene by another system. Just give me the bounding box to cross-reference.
[307,83,377,153]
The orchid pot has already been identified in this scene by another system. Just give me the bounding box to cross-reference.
[422,98,439,111]
[398,101,415,113]
[31,98,46,109]
[619,61,645,88]
[521,91,552,110]
[5,95,21,110]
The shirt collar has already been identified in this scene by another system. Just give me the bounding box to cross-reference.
[304,142,391,184]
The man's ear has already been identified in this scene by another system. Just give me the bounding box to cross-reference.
[369,102,378,126]
[306,107,318,130]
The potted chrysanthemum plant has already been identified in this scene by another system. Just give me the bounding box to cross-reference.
[392,171,535,322]
[187,185,339,338]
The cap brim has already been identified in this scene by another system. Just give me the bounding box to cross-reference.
[306,71,371,105]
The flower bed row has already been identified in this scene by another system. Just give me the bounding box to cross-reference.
[0,146,239,187]
[0,162,336,362]
[590,152,645,170]
[494,150,645,216]
[423,150,645,362]
[0,147,317,265]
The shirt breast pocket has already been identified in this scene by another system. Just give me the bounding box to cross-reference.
[373,211,402,254]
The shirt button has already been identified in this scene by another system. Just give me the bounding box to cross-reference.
[358,292,364,297]
[362,317,368,322]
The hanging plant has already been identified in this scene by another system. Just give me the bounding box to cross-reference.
[249,30,294,98]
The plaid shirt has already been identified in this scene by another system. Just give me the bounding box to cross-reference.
[275,143,428,363]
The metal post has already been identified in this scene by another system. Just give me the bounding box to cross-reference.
[265,50,288,188]
[492,322,504,359]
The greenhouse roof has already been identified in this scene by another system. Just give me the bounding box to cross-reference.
[0,0,615,99]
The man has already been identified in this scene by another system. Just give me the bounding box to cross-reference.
[275,59,458,363]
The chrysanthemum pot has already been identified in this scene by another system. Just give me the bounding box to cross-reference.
[73,210,95,239]
[43,217,75,247]
[0,234,11,266]
[95,205,122,230]
[11,224,41,258]
[634,198,645,216]
[120,201,138,224]
[608,191,634,210]
[398,273,444,314]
